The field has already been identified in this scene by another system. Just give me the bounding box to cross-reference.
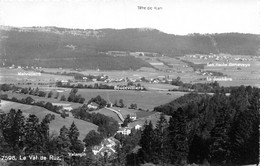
[0,100,98,140]
[181,54,260,87]
[92,108,122,123]
[128,112,171,128]
[60,89,187,110]
[2,88,170,111]
[3,91,82,109]
[0,68,73,86]
[109,107,140,117]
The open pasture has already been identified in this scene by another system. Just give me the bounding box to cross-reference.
[0,100,98,140]
[180,55,260,87]
[79,70,171,80]
[3,91,83,108]
[91,108,122,123]
[59,89,186,110]
[128,112,171,128]
[0,68,73,86]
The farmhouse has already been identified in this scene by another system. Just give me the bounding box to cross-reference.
[63,107,73,111]
[134,124,142,130]
[87,102,99,110]
[129,114,137,121]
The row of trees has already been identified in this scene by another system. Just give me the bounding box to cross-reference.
[171,78,222,93]
[56,81,114,90]
[0,94,63,115]
[67,88,85,104]
[0,84,61,99]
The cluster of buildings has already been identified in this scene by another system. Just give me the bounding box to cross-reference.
[116,124,142,135]
[92,137,120,157]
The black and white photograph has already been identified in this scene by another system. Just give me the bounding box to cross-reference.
[0,0,259,165]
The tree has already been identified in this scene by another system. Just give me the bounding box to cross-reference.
[167,107,189,165]
[0,94,8,100]
[47,91,53,98]
[55,92,60,99]
[114,100,118,107]
[45,102,54,111]
[24,114,42,154]
[68,122,83,165]
[153,114,169,164]
[122,115,132,127]
[83,130,103,147]
[129,103,137,109]
[57,125,71,163]
[88,95,107,108]
[78,97,85,104]
[60,95,66,101]
[208,97,232,165]
[138,121,154,163]
[38,91,46,97]
[39,114,54,153]
[69,122,79,144]
[114,144,127,166]
[2,109,25,153]
[119,99,124,108]
[25,96,34,104]
[70,88,78,95]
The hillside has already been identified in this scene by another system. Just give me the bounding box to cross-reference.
[0,100,98,140]
[0,26,259,70]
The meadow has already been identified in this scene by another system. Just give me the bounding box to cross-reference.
[92,108,122,123]
[3,91,82,109]
[0,68,73,86]
[180,55,260,87]
[59,89,187,110]
[0,100,98,140]
[128,112,171,128]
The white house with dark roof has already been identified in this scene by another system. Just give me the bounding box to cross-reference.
[87,102,99,110]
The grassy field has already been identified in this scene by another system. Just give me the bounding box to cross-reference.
[3,91,82,109]
[0,100,98,140]
[128,112,171,128]
[0,68,73,86]
[109,107,140,117]
[180,54,260,87]
[59,89,187,110]
[92,108,122,123]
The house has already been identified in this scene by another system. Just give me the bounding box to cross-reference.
[63,107,73,111]
[116,127,131,135]
[129,114,137,121]
[61,80,68,84]
[87,102,99,110]
[92,137,120,157]
[134,124,142,130]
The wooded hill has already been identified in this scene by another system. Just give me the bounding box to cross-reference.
[1,26,259,70]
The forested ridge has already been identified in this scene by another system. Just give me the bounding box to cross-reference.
[0,85,259,166]
[1,26,259,70]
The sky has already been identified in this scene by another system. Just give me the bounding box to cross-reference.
[0,0,259,35]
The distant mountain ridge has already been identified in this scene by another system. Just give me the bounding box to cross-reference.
[0,26,259,70]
